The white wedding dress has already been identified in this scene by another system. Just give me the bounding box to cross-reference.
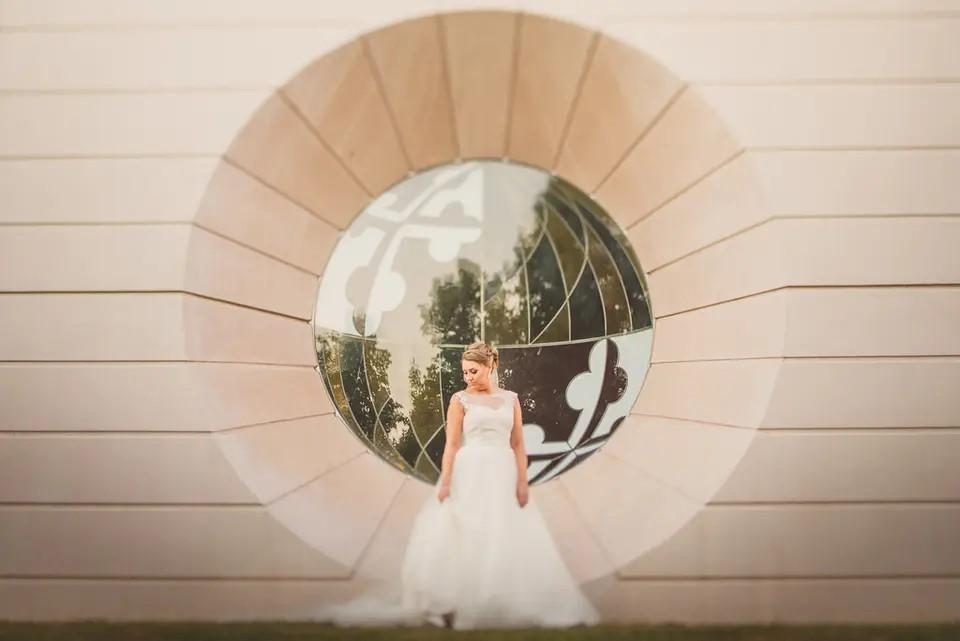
[314,387,601,630]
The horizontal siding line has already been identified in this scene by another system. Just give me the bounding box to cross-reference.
[2,79,960,96]
[760,426,960,433]
[769,213,960,219]
[748,145,960,152]
[0,220,194,227]
[1,574,957,585]
[0,290,315,325]
[12,211,955,230]
[2,574,960,585]
[0,412,337,437]
[0,498,954,511]
[646,213,960,276]
[0,502,262,509]
[4,146,960,162]
[697,78,960,87]
[605,11,960,23]
[651,355,960,365]
[706,500,960,507]
[654,284,960,320]
[626,412,960,433]
[0,153,222,160]
[0,148,954,164]
[3,11,960,32]
[0,574,354,582]
[650,356,782,364]
[0,219,323,278]
[0,290,312,323]
[0,21,365,33]
[614,573,960,582]
[2,424,955,438]
[6,78,960,95]
[3,284,957,300]
[0,86,281,95]
[0,360,316,367]
[786,283,960,290]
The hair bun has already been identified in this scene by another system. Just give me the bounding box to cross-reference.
[463,341,498,369]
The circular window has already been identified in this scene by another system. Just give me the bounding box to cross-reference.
[313,160,653,485]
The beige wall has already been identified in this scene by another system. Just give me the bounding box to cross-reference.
[1,0,959,624]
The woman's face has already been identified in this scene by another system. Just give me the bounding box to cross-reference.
[461,359,492,390]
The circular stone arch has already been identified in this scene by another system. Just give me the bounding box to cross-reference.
[186,11,776,584]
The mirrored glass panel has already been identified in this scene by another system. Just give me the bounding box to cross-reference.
[313,160,653,484]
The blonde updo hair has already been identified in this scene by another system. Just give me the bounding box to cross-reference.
[462,341,498,370]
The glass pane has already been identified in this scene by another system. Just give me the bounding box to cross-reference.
[568,262,605,340]
[577,199,651,330]
[527,234,567,339]
[585,224,631,335]
[543,203,585,293]
[533,301,570,344]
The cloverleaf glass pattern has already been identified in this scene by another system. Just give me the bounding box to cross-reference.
[313,160,653,484]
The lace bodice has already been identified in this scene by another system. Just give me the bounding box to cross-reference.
[452,387,517,448]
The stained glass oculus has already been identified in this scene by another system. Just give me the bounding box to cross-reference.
[313,160,653,484]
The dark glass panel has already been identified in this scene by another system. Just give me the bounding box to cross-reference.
[543,204,585,293]
[544,191,584,245]
[568,263,605,340]
[526,234,566,339]
[533,301,570,344]
[585,225,631,335]
[425,426,447,464]
[577,200,651,330]
[497,343,592,445]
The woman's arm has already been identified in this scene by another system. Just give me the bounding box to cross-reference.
[510,394,529,507]
[437,394,464,500]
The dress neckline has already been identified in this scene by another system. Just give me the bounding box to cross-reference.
[460,387,503,398]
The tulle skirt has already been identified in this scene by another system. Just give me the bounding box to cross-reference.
[315,443,601,630]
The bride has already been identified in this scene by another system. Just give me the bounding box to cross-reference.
[316,341,601,630]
